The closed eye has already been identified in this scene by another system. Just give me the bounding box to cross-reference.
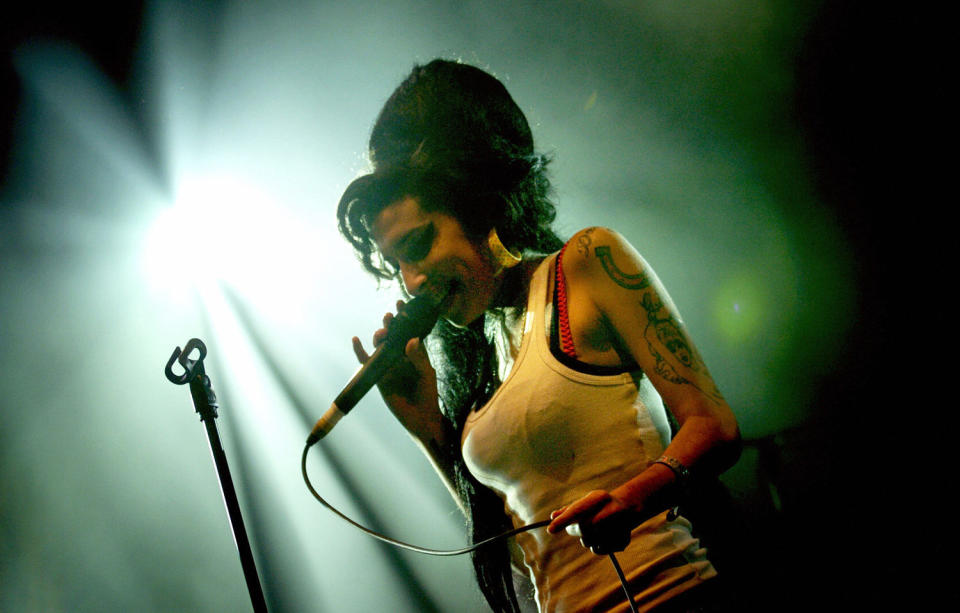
[402,223,436,263]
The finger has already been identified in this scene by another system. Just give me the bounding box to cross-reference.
[548,491,610,533]
[550,507,567,520]
[591,500,630,525]
[373,327,388,346]
[550,502,603,534]
[352,336,370,363]
[405,338,430,373]
[405,338,434,368]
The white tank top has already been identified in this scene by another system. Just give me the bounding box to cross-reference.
[462,254,716,612]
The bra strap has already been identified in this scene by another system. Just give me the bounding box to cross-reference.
[555,242,578,359]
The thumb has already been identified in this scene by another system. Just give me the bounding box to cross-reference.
[404,337,431,373]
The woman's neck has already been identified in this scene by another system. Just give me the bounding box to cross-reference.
[490,256,543,312]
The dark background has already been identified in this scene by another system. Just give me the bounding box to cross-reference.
[1,2,948,610]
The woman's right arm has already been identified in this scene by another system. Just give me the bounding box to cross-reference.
[352,303,466,514]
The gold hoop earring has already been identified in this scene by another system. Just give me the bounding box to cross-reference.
[488,228,522,271]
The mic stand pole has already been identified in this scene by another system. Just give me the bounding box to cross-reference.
[166,338,268,613]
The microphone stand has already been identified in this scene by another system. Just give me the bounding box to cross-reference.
[165,338,268,613]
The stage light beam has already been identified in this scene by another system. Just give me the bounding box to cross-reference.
[142,173,323,307]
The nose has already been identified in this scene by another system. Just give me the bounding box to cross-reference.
[399,263,427,296]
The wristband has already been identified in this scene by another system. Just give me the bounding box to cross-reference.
[654,455,690,484]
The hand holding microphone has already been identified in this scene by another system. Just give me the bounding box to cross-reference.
[307,295,442,446]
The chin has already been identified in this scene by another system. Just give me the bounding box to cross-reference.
[437,280,484,328]
[441,301,485,328]
[441,307,479,328]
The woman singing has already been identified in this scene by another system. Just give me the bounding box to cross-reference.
[336,59,740,613]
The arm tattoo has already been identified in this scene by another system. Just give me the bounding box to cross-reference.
[595,245,649,289]
[576,228,596,257]
[592,242,724,402]
[641,293,693,383]
[640,293,725,403]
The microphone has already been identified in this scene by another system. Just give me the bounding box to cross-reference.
[306,294,441,446]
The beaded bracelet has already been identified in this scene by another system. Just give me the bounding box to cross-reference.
[654,455,690,484]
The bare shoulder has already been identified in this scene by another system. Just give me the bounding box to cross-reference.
[561,227,649,289]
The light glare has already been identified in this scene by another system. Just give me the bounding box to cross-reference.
[143,174,320,301]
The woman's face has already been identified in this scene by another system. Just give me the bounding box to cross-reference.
[371,195,498,327]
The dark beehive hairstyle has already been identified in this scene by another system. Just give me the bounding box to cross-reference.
[337,59,561,281]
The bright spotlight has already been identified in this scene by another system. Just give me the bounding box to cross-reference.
[142,173,320,303]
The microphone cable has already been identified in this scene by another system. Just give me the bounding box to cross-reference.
[301,443,641,613]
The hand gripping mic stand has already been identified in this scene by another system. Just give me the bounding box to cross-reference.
[165,338,269,613]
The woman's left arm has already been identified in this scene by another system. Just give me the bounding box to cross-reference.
[547,227,741,553]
